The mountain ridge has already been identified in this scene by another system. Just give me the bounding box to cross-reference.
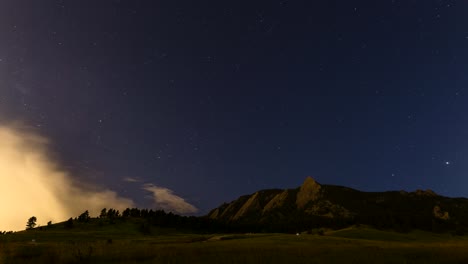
[208,177,468,233]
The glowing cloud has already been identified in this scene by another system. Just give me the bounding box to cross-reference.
[143,184,198,214]
[0,124,134,231]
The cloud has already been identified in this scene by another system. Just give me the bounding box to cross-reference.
[0,124,134,231]
[122,177,140,183]
[142,184,198,214]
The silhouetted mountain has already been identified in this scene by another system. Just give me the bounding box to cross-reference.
[208,177,468,233]
[22,178,468,235]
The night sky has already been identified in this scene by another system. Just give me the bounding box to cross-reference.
[1,0,468,216]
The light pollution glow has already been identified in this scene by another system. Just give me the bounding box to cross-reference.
[0,124,134,231]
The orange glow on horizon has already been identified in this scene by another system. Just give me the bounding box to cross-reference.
[0,124,134,231]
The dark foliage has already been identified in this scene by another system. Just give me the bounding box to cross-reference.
[78,210,90,223]
[26,216,37,230]
[65,218,74,229]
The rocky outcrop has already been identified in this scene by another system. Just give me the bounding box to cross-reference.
[233,192,261,220]
[305,200,353,218]
[296,177,321,209]
[209,208,220,219]
[433,205,450,220]
[207,177,468,233]
[263,190,289,213]
[415,189,437,197]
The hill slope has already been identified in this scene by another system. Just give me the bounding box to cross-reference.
[208,177,468,233]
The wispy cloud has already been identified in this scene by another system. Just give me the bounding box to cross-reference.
[122,177,140,183]
[142,184,198,214]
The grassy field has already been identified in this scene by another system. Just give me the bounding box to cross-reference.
[2,223,468,263]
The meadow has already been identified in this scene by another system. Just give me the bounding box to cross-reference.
[1,223,468,263]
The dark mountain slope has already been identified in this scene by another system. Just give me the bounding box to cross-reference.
[208,177,468,233]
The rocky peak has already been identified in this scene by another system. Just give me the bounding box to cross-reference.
[296,177,321,209]
[415,189,437,197]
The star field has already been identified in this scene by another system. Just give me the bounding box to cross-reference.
[1,0,468,214]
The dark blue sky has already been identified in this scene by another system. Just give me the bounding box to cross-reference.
[1,0,468,214]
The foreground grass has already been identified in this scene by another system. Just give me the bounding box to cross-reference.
[2,225,468,263]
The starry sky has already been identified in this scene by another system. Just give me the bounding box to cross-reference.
[1,0,468,215]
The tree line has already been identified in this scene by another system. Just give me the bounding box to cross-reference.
[20,205,468,235]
